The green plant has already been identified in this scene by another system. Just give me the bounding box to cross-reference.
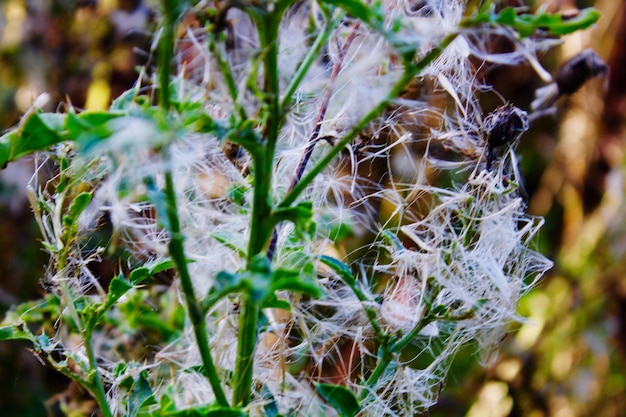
[0,1,599,416]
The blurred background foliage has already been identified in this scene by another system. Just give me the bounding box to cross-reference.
[0,0,624,416]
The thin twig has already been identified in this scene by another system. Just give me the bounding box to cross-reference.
[268,22,361,259]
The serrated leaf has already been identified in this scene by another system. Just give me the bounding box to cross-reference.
[316,383,361,417]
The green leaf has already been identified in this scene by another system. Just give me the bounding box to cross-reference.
[381,230,404,252]
[261,296,291,310]
[272,201,315,238]
[271,269,322,299]
[129,259,178,285]
[9,294,61,323]
[94,275,134,321]
[539,8,601,36]
[158,392,177,412]
[0,112,66,168]
[129,267,152,285]
[319,255,356,286]
[465,6,601,38]
[109,275,134,300]
[66,110,123,152]
[316,383,361,417]
[145,179,171,231]
[149,258,177,274]
[261,384,280,417]
[0,325,37,343]
[321,0,370,22]
[154,406,246,417]
[211,231,247,258]
[68,192,92,219]
[127,371,156,417]
[202,409,246,417]
[226,183,248,207]
[111,86,140,110]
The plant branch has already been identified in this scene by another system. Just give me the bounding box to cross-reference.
[84,328,114,417]
[158,1,228,406]
[279,32,459,209]
[287,21,360,192]
[267,20,359,259]
[164,169,229,407]
[233,5,288,408]
[279,7,342,111]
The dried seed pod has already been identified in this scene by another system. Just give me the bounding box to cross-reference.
[556,48,608,95]
[483,103,529,170]
[532,49,608,111]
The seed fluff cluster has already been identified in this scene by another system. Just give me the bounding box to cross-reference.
[27,1,555,415]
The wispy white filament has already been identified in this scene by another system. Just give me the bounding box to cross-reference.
[30,1,557,415]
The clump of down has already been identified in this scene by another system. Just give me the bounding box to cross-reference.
[30,1,555,415]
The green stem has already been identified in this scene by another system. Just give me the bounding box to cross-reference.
[164,170,229,407]
[359,344,393,401]
[278,32,459,209]
[158,0,177,111]
[245,12,282,258]
[84,329,114,417]
[207,33,248,121]
[54,192,113,417]
[232,294,261,406]
[233,6,286,407]
[280,9,341,112]
[157,2,228,406]
[359,315,435,401]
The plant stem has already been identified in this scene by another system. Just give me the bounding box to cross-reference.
[158,0,177,111]
[359,315,435,401]
[164,170,229,407]
[279,8,341,111]
[245,11,282,258]
[287,22,359,192]
[84,329,114,417]
[158,1,228,407]
[268,19,357,259]
[278,33,459,209]
[233,6,286,407]
[54,191,113,417]
[232,293,261,406]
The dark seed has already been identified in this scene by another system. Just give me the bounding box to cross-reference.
[556,49,608,96]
